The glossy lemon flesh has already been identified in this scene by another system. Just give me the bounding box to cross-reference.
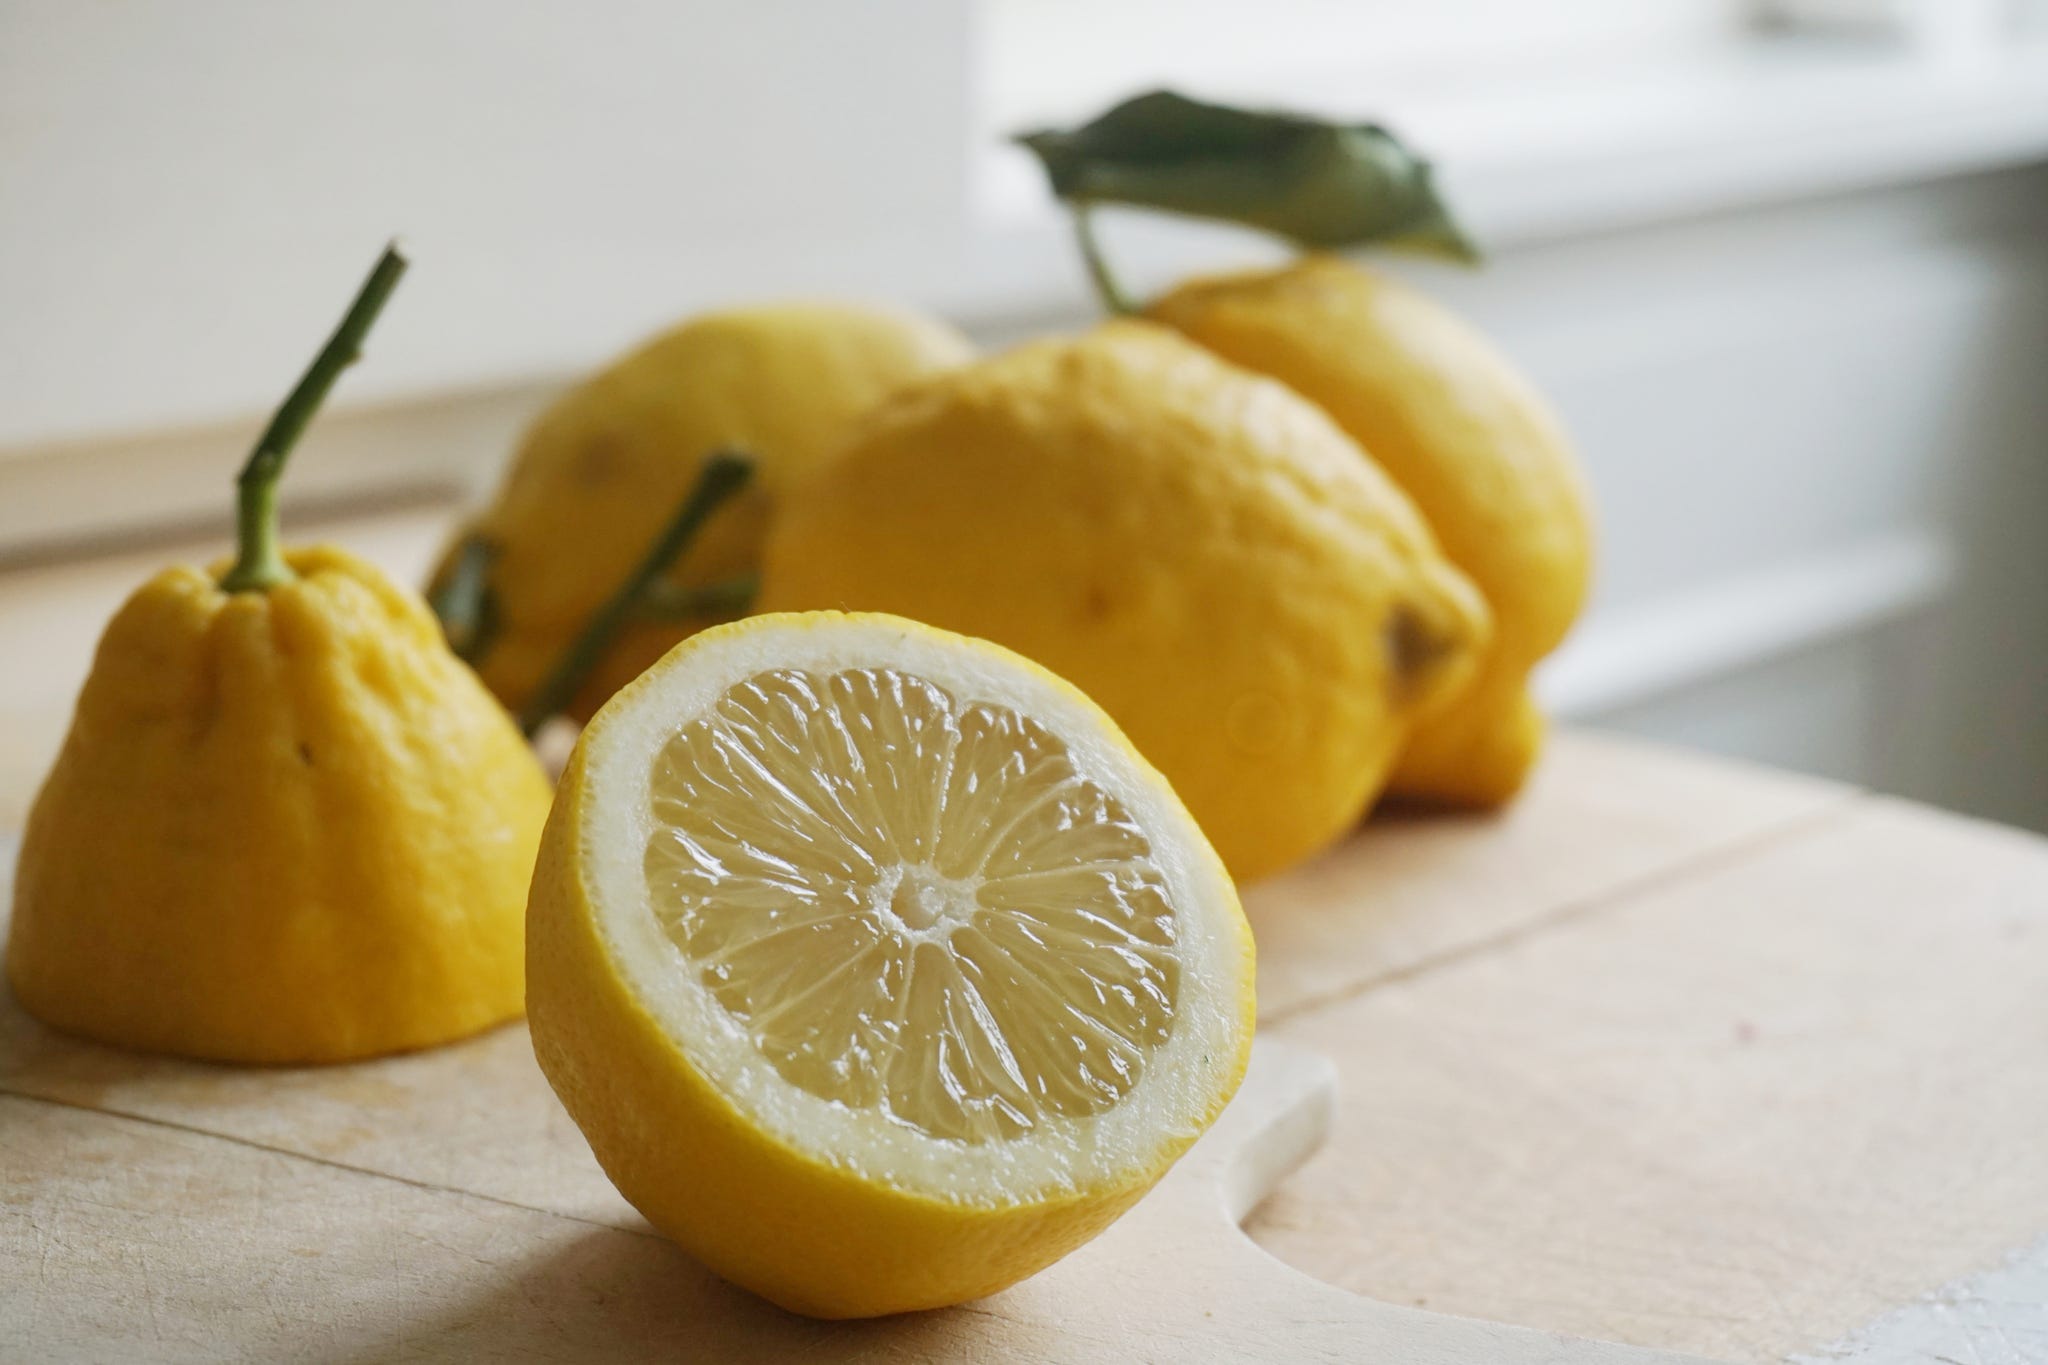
[527,612,1255,1316]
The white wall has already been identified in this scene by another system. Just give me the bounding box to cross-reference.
[0,0,977,448]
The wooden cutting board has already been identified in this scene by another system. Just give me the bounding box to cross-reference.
[2,1025,1704,1363]
[2,516,2045,1361]
[4,729,2046,1362]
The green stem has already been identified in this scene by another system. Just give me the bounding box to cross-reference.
[1072,202,1134,316]
[639,571,760,621]
[427,530,501,663]
[219,243,409,593]
[517,450,755,737]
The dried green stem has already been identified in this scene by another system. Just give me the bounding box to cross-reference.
[639,571,760,620]
[219,243,408,593]
[1072,203,1134,316]
[517,451,755,737]
[427,530,501,662]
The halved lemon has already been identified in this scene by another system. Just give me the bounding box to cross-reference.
[527,612,1255,1317]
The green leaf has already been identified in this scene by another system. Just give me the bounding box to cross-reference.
[1014,90,1479,264]
[426,530,503,665]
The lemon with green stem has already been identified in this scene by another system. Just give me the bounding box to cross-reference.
[428,304,974,723]
[1021,91,1593,806]
[7,246,554,1064]
[1150,256,1591,805]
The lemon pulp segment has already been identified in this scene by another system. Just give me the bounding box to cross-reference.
[644,666,1180,1145]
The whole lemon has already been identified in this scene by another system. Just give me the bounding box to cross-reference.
[8,547,553,1063]
[1150,255,1593,807]
[434,304,973,720]
[758,320,1489,883]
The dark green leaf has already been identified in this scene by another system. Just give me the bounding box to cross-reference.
[426,530,502,665]
[1015,90,1478,263]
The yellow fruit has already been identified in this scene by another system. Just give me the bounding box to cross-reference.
[527,611,1255,1317]
[434,303,973,720]
[1149,255,1593,806]
[757,321,1489,882]
[7,547,553,1063]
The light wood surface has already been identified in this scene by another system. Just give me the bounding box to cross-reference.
[1248,797,2048,1361]
[0,1042,1705,1364]
[2,511,2045,1361]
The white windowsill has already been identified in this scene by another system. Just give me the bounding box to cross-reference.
[1540,529,1956,719]
[976,35,2048,256]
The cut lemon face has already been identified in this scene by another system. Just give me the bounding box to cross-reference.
[527,612,1254,1318]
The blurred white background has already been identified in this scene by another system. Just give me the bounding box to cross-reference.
[2,0,2045,830]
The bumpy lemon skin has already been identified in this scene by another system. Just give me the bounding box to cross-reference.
[757,322,1489,883]
[1150,255,1594,808]
[526,611,1258,1319]
[433,304,974,721]
[6,547,554,1064]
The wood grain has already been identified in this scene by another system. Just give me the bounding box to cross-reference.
[7,781,2044,1360]
[0,997,638,1231]
[1247,732,1850,1020]
[1251,798,2048,1363]
[1,1092,827,1363]
[0,728,1846,1238]
[0,1047,1703,1363]
[1792,1232,2048,1363]
[3,515,2042,1360]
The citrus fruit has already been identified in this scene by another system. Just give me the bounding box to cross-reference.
[8,247,551,1065]
[525,611,1255,1317]
[1150,255,1593,806]
[431,304,973,720]
[757,320,1489,882]
[10,549,553,1063]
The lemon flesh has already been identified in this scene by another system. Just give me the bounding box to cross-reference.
[649,665,1179,1145]
[527,612,1254,1316]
